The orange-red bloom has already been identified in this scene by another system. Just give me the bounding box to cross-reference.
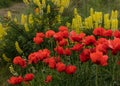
[48,57,56,69]
[13,56,26,68]
[28,52,40,64]
[103,30,112,37]
[108,38,120,55]
[45,75,52,83]
[83,35,96,46]
[59,26,68,32]
[90,51,108,66]
[65,65,77,74]
[69,31,85,42]
[71,43,83,51]
[93,27,105,36]
[36,32,45,38]
[113,30,120,38]
[45,30,55,38]
[79,49,90,62]
[24,73,34,82]
[54,46,64,55]
[33,36,43,45]
[58,39,68,46]
[8,76,23,85]
[53,32,63,41]
[56,62,66,72]
[65,48,71,56]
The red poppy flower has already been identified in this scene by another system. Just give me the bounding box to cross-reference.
[117,61,120,65]
[55,56,61,62]
[93,27,105,36]
[45,30,55,38]
[59,26,68,32]
[71,43,83,51]
[108,38,120,55]
[58,39,68,46]
[36,32,45,38]
[53,32,63,41]
[96,44,108,54]
[69,31,85,42]
[103,30,112,37]
[13,56,26,68]
[90,51,108,66]
[48,57,56,69]
[83,35,96,46]
[113,30,120,38]
[54,46,65,55]
[39,49,50,59]
[8,76,23,85]
[45,75,52,83]
[28,52,39,64]
[96,38,108,45]
[24,73,34,82]
[33,36,43,45]
[62,30,69,38]
[79,49,90,62]
[65,65,77,74]
[65,48,71,56]
[56,62,66,72]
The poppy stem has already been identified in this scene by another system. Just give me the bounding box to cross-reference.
[95,65,98,86]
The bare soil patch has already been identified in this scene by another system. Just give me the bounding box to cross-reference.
[0,3,27,17]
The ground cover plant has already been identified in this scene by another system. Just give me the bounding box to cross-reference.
[0,0,120,86]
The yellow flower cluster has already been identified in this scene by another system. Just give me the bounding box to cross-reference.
[71,8,119,32]
[2,54,11,62]
[52,0,70,14]
[72,8,82,33]
[0,23,6,39]
[15,41,23,54]
[9,65,18,76]
[23,0,30,5]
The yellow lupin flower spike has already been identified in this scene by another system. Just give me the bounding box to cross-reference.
[74,8,78,16]
[9,65,18,76]
[24,23,29,32]
[23,0,29,5]
[21,14,27,25]
[0,23,6,39]
[59,6,64,14]
[90,8,94,16]
[42,0,46,8]
[28,14,34,24]
[14,17,18,23]
[47,4,51,14]
[2,54,11,62]
[7,11,12,19]
[15,41,23,54]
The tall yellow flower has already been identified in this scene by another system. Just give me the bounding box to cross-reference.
[42,0,46,8]
[59,6,64,14]
[104,14,110,29]
[0,23,6,39]
[24,23,29,32]
[90,8,94,16]
[21,14,27,25]
[2,54,11,62]
[28,14,34,24]
[14,17,18,23]
[9,65,18,76]
[23,0,30,5]
[7,11,12,19]
[15,41,23,54]
[47,4,51,14]
[111,19,118,30]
